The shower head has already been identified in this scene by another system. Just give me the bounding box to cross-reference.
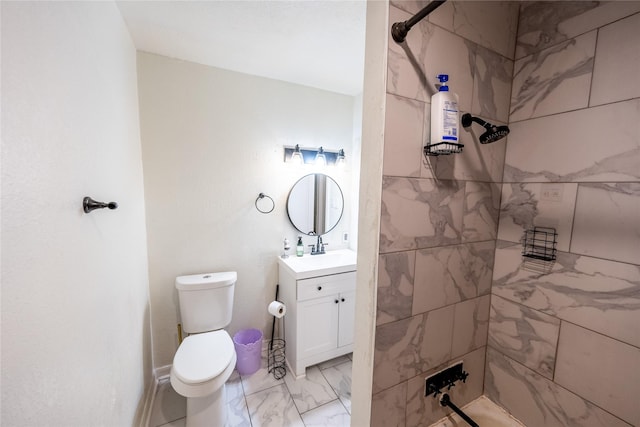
[461,113,510,144]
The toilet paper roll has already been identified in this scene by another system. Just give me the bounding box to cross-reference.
[268,301,286,318]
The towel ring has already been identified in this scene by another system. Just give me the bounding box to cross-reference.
[255,193,275,214]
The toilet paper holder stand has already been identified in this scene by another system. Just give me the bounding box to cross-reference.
[268,284,286,380]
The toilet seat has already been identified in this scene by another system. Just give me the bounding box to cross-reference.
[170,330,236,398]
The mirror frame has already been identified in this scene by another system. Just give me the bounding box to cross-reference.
[286,173,344,236]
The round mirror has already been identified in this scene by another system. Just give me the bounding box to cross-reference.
[286,173,344,236]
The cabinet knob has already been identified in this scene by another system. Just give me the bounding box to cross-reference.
[317,286,322,291]
[341,298,345,302]
[335,299,339,304]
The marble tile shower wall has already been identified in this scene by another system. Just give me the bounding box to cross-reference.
[372,2,518,426]
[486,3,640,427]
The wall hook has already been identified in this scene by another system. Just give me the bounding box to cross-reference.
[83,196,118,213]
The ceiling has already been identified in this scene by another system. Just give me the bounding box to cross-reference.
[116,1,367,96]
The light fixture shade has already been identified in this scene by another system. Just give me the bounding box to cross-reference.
[315,146,326,166]
[290,144,303,164]
[336,149,346,167]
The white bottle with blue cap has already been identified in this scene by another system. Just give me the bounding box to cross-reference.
[430,74,460,154]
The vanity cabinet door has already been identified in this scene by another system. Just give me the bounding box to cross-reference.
[337,290,355,348]
[298,294,339,360]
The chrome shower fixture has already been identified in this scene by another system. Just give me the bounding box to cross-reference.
[461,113,510,144]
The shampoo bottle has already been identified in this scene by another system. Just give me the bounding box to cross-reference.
[430,74,460,154]
[296,236,304,257]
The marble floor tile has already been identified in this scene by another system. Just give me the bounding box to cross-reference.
[245,383,304,427]
[316,354,351,371]
[300,399,350,427]
[149,380,186,427]
[226,371,251,426]
[240,361,284,396]
[284,365,337,414]
[150,356,358,426]
[320,360,353,413]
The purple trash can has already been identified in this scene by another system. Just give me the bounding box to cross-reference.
[233,328,263,375]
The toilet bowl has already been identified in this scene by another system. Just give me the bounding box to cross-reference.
[170,271,237,427]
[171,330,236,427]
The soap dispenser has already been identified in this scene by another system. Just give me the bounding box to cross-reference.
[296,236,304,257]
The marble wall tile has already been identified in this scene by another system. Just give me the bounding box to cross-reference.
[472,43,514,123]
[377,251,416,326]
[555,322,640,426]
[428,1,519,60]
[389,0,422,16]
[485,347,631,427]
[384,93,427,178]
[373,305,454,394]
[493,244,640,348]
[497,182,578,252]
[451,295,490,359]
[591,12,640,106]
[503,99,640,183]
[510,31,596,122]
[406,346,486,427]
[380,177,464,253]
[515,1,640,59]
[488,295,560,379]
[370,381,407,427]
[571,183,640,266]
[462,181,500,243]
[387,6,475,112]
[413,241,495,315]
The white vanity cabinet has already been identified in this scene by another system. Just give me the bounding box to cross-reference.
[277,250,357,378]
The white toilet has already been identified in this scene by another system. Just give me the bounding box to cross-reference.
[170,271,237,427]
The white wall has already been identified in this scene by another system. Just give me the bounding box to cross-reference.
[136,53,358,369]
[1,2,151,425]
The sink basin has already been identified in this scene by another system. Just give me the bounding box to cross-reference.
[277,249,357,280]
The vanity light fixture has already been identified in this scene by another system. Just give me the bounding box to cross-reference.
[283,145,345,166]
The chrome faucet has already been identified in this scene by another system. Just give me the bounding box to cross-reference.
[310,235,327,255]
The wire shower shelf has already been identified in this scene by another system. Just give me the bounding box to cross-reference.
[522,227,557,261]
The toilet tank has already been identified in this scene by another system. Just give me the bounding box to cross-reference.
[175,271,236,334]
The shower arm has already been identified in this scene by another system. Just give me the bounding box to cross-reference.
[461,113,493,130]
[391,0,447,43]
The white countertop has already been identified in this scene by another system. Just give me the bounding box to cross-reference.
[277,248,357,280]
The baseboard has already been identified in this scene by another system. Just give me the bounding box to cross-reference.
[155,364,172,381]
[137,375,158,427]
